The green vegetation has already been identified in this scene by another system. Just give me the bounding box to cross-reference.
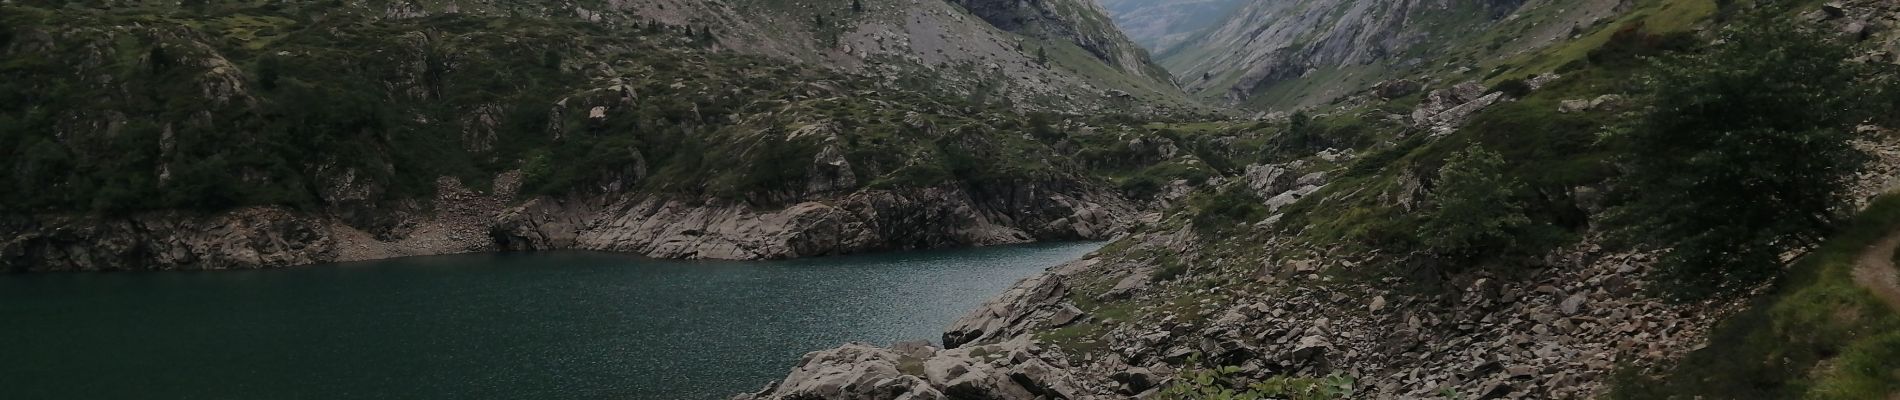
[0,2,1205,215]
[1606,10,1868,299]
[1268,90,1604,273]
[1419,147,1534,261]
[1244,1,1886,291]
[1489,0,1718,81]
[1188,186,1269,232]
[1034,321,1110,356]
[1149,251,1188,282]
[1115,162,1214,199]
[1262,111,1371,162]
[1159,360,1355,400]
[1610,195,1900,399]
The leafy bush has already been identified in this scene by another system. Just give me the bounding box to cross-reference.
[1489,78,1530,98]
[1263,112,1371,162]
[1119,163,1213,199]
[1189,186,1269,232]
[1608,11,1867,299]
[1148,252,1188,282]
[1586,23,1698,67]
[1420,147,1532,260]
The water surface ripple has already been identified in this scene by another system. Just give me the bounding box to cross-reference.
[0,242,1103,399]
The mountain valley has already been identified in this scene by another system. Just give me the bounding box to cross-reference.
[5,0,1900,399]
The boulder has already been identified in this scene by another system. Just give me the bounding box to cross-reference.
[1110,367,1159,393]
[1558,99,1592,113]
[1293,336,1332,361]
[1243,163,1302,200]
[1560,294,1588,316]
[893,340,939,360]
[936,362,1035,400]
[736,343,926,400]
[1046,304,1086,328]
[1010,359,1082,399]
[945,273,1068,348]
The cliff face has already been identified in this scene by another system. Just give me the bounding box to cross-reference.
[489,182,1133,261]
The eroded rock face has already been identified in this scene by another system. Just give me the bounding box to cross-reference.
[3,176,518,272]
[1411,81,1505,136]
[491,184,1133,261]
[0,208,338,273]
[946,0,1172,83]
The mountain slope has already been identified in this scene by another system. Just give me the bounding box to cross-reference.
[0,0,1200,271]
[1161,0,1635,109]
[948,0,1176,88]
[147,0,1192,112]
[735,1,1900,398]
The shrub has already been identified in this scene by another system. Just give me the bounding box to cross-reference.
[1587,23,1698,67]
[1420,147,1531,260]
[1489,78,1530,98]
[1149,252,1188,282]
[1159,360,1355,400]
[1264,112,1371,162]
[1119,163,1213,199]
[1190,186,1269,231]
[1608,11,1867,299]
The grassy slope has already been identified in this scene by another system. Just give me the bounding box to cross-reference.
[1016,13,1900,400]
[1612,196,1900,399]
[1101,2,1900,397]
[1485,0,1718,83]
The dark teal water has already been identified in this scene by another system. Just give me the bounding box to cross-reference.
[0,242,1101,400]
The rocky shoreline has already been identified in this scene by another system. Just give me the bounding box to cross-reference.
[729,229,1740,400]
[0,173,1133,272]
[731,132,1900,400]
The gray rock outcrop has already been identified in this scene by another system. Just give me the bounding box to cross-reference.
[492,183,1133,261]
[1412,82,1505,136]
[735,337,1094,400]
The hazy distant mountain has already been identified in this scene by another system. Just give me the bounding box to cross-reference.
[1098,0,1244,54]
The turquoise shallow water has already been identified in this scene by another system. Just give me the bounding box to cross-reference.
[0,242,1102,400]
